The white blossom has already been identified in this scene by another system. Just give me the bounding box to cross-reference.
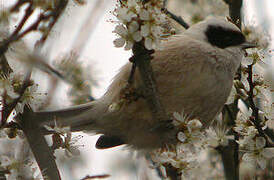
[173,111,188,125]
[0,76,19,103]
[242,137,274,169]
[140,9,150,21]
[113,24,139,50]
[132,31,142,42]
[141,23,150,37]
[128,21,139,33]
[124,40,134,50]
[113,24,128,36]
[0,139,41,179]
[116,7,137,23]
[127,0,138,8]
[187,119,202,134]
[206,126,232,148]
[112,0,168,50]
[144,37,153,50]
[44,119,71,135]
[15,84,45,113]
[113,37,126,48]
[177,132,187,143]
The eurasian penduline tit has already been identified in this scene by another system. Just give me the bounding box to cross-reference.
[36,17,256,150]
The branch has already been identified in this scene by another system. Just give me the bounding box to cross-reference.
[220,1,243,180]
[247,64,274,147]
[127,1,185,179]
[130,42,177,179]
[163,163,181,180]
[221,104,239,180]
[163,9,189,29]
[0,2,34,56]
[11,2,34,37]
[0,1,32,127]
[2,68,60,178]
[131,42,171,125]
[223,0,243,28]
[162,0,189,29]
[0,0,68,56]
[0,54,12,78]
[36,0,69,47]
[216,141,239,180]
[0,169,8,180]
[18,107,61,180]
[10,0,30,12]
[264,127,274,142]
[80,174,110,180]
[2,71,32,125]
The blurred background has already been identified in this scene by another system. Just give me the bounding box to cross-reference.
[1,0,273,179]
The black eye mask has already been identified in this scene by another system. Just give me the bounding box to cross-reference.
[205,25,246,49]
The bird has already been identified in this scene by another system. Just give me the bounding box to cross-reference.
[36,17,255,150]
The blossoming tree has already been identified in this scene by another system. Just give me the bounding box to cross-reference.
[0,0,273,180]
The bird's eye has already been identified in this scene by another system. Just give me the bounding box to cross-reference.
[205,25,246,49]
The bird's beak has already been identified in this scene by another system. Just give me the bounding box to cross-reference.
[241,41,257,49]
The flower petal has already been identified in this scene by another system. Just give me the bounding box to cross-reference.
[256,137,266,149]
[261,148,274,158]
[128,21,139,33]
[113,38,125,48]
[124,40,133,50]
[141,24,150,37]
[144,37,153,50]
[177,132,187,142]
[132,31,142,42]
[257,157,267,169]
[242,153,255,162]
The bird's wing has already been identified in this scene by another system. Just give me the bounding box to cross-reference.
[149,35,232,122]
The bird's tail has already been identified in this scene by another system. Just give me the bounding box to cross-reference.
[35,101,98,132]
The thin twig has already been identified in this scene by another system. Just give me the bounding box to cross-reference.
[2,71,32,123]
[163,9,189,29]
[162,0,189,29]
[36,0,69,47]
[247,64,274,147]
[223,0,243,29]
[80,174,110,180]
[10,0,30,12]
[11,2,34,36]
[0,13,46,56]
[0,1,68,56]
[246,65,259,122]
[0,2,34,56]
[1,1,69,179]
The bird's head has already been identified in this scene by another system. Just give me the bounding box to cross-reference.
[185,16,256,50]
